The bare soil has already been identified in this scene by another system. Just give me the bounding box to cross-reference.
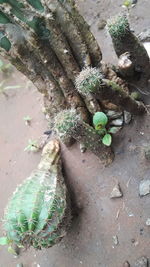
[0,0,150,266]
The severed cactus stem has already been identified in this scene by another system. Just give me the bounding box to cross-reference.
[1,140,71,251]
[54,109,114,165]
[75,67,146,115]
[107,15,150,88]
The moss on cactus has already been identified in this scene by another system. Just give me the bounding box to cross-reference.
[0,140,71,251]
[75,67,103,96]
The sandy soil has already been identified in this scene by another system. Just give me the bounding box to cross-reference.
[0,0,150,266]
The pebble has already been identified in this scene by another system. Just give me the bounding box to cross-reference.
[146,218,150,226]
[139,180,150,196]
[80,143,86,153]
[134,256,148,267]
[124,111,132,124]
[112,235,119,245]
[110,184,123,199]
[110,117,124,127]
[123,261,130,267]
[16,264,23,267]
[131,0,137,4]
[143,42,150,58]
[109,126,122,134]
[106,110,123,120]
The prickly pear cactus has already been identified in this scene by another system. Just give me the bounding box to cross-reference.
[0,140,71,251]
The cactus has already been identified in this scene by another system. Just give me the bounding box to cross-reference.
[75,67,103,96]
[75,67,146,115]
[54,109,114,165]
[107,15,150,89]
[75,67,103,113]
[0,140,71,251]
[107,16,129,42]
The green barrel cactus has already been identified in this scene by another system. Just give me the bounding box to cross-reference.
[0,140,71,251]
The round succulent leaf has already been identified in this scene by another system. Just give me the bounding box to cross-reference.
[93,112,108,127]
[102,134,112,146]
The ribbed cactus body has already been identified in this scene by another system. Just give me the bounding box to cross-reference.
[3,140,71,250]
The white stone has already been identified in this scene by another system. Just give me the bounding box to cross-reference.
[110,184,123,199]
[139,180,150,196]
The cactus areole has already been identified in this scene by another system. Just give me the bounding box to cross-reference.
[0,140,71,251]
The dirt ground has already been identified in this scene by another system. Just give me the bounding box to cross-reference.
[0,0,150,266]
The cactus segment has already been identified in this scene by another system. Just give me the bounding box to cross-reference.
[75,67,103,95]
[107,15,129,40]
[2,140,71,250]
[54,110,114,165]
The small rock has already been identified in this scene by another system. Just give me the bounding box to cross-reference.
[131,0,137,4]
[134,241,139,247]
[134,256,148,267]
[110,184,123,199]
[139,180,150,196]
[97,19,106,30]
[143,42,150,58]
[146,218,150,226]
[112,235,119,245]
[45,114,50,120]
[124,111,132,124]
[80,143,86,153]
[110,117,123,126]
[109,126,122,134]
[144,146,150,160]
[106,110,123,120]
[123,261,130,267]
[16,264,23,267]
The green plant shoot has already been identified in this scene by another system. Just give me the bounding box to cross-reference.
[24,139,40,152]
[93,112,112,146]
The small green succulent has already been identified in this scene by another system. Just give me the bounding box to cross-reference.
[93,112,112,146]
[93,112,108,129]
